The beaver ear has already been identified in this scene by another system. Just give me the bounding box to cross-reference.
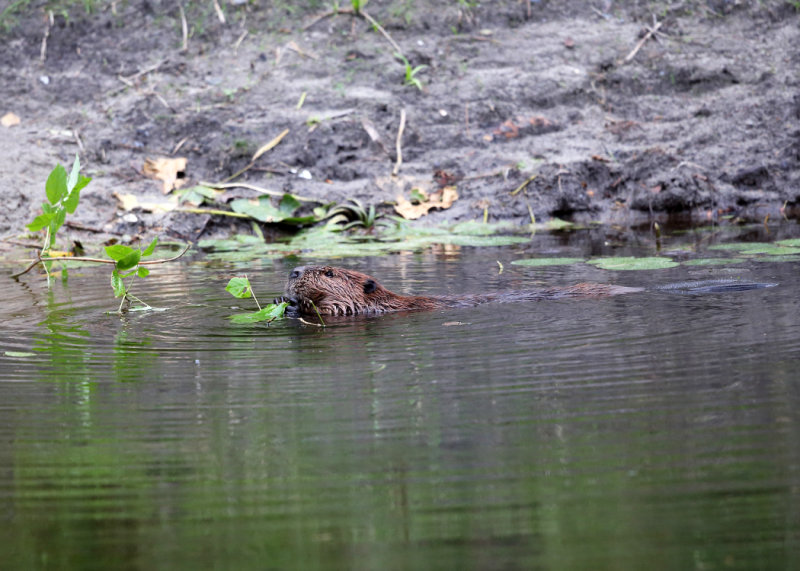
[363,279,377,294]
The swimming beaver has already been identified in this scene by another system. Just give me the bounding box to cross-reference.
[275,265,645,316]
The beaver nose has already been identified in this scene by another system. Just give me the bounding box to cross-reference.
[289,266,305,280]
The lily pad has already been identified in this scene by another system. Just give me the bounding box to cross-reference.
[512,257,584,267]
[708,242,800,255]
[589,257,679,271]
[751,255,800,263]
[776,238,800,248]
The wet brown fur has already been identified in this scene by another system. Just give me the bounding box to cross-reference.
[280,265,642,317]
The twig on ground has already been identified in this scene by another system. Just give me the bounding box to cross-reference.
[179,4,188,52]
[171,136,189,155]
[65,220,121,234]
[302,6,405,59]
[623,20,662,63]
[174,207,249,218]
[302,7,354,30]
[212,0,225,24]
[40,10,52,62]
[510,174,538,196]
[72,129,85,153]
[233,30,248,52]
[392,108,407,176]
[199,181,316,203]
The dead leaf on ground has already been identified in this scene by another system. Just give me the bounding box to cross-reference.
[143,157,187,194]
[1,112,20,127]
[114,191,178,213]
[394,186,458,220]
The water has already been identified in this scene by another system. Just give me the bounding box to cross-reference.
[1,236,799,570]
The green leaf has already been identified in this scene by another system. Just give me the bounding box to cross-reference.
[115,249,141,271]
[64,189,80,214]
[111,270,126,297]
[72,174,91,193]
[45,164,68,204]
[588,256,679,271]
[279,193,302,214]
[4,351,35,358]
[142,237,158,257]
[230,198,285,223]
[225,277,252,299]
[64,174,90,214]
[27,213,52,232]
[105,244,137,261]
[66,154,80,193]
[137,267,150,278]
[230,302,288,324]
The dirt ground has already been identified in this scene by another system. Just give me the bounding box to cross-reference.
[0,0,798,243]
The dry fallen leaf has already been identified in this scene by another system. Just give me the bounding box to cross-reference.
[143,157,187,194]
[394,186,458,220]
[114,191,177,213]
[1,112,20,127]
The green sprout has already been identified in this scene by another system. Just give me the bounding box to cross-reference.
[395,53,427,90]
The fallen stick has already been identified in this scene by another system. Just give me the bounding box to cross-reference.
[392,108,407,176]
[179,4,188,52]
[623,20,662,63]
[40,10,52,62]
[199,181,316,203]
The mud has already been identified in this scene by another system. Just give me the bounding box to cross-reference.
[0,1,798,242]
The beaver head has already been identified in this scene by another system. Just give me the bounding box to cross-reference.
[283,265,441,316]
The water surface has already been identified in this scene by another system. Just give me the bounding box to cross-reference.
[1,238,799,570]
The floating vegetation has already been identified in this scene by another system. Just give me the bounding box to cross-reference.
[200,219,532,261]
[708,242,800,256]
[511,257,584,267]
[751,255,800,263]
[588,257,679,271]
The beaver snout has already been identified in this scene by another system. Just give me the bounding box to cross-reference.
[288,266,305,280]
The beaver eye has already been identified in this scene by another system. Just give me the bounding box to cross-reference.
[324,269,334,278]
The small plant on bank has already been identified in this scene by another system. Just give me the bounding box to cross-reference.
[395,53,427,90]
[327,198,385,231]
[18,154,188,313]
[225,276,288,324]
[26,154,92,281]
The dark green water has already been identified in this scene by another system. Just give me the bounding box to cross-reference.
[1,239,799,570]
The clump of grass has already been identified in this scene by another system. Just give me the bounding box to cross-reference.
[395,53,427,90]
[327,198,385,231]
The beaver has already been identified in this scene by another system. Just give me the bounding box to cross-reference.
[275,265,645,317]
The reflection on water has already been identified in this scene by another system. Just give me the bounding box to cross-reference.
[1,237,799,570]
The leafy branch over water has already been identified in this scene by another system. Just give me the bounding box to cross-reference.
[14,155,189,313]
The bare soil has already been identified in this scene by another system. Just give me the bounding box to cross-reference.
[0,0,798,243]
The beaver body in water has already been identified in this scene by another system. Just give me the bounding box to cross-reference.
[276,265,645,316]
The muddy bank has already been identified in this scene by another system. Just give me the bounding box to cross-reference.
[0,0,798,243]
